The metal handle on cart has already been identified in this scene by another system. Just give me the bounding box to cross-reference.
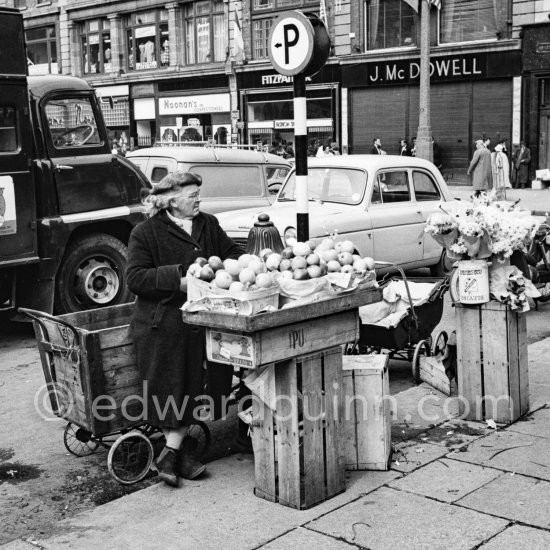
[18,308,81,348]
[374,261,418,327]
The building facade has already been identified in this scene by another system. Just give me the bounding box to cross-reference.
[5,0,550,176]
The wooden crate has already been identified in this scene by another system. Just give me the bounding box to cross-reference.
[206,309,359,369]
[251,347,346,510]
[342,354,392,471]
[31,303,142,436]
[455,302,529,424]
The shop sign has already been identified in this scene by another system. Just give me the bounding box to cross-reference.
[342,51,521,88]
[236,122,245,130]
[187,117,200,127]
[159,93,230,115]
[536,43,550,54]
[231,110,240,120]
[274,119,294,129]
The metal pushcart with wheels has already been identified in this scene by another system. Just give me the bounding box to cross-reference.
[348,266,450,381]
[19,303,210,485]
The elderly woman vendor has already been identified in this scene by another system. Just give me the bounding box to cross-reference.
[126,171,243,487]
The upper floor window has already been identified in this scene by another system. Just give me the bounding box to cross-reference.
[184,0,226,65]
[252,0,318,10]
[440,0,509,44]
[26,26,58,75]
[366,0,418,50]
[14,0,26,9]
[252,18,273,59]
[126,10,169,71]
[81,20,112,75]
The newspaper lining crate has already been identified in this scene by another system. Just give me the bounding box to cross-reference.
[251,347,346,510]
[342,354,392,471]
[29,303,142,436]
[455,302,529,424]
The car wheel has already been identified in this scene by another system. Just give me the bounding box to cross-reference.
[430,249,454,277]
[54,233,133,314]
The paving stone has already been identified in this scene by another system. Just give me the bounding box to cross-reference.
[450,430,550,481]
[508,406,550,439]
[415,418,491,450]
[479,525,550,549]
[457,474,550,529]
[391,440,448,474]
[307,486,508,550]
[260,527,360,549]
[389,458,503,502]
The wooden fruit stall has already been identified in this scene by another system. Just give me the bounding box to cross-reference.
[182,287,382,509]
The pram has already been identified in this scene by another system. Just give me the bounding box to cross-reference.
[349,267,450,380]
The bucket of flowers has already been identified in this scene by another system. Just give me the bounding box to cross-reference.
[425,190,541,311]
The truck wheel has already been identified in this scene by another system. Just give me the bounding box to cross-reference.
[55,234,132,314]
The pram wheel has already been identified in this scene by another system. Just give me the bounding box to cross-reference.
[64,422,99,457]
[107,430,154,485]
[182,421,211,461]
[412,339,431,382]
[431,330,449,356]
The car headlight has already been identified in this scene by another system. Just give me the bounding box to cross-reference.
[284,227,297,247]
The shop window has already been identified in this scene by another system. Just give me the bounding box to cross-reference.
[81,20,112,75]
[252,18,273,59]
[184,1,226,65]
[365,0,418,50]
[412,172,441,202]
[45,97,102,149]
[126,10,168,71]
[440,0,509,44]
[0,106,17,152]
[26,26,58,75]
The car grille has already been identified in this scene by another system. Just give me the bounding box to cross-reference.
[233,238,248,249]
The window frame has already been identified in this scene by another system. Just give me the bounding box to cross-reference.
[371,169,412,205]
[26,25,58,75]
[411,170,442,202]
[0,105,18,154]
[125,9,169,72]
[183,0,226,66]
[80,19,112,76]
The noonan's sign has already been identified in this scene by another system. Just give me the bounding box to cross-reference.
[159,93,231,115]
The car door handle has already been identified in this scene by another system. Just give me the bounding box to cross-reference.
[54,164,74,172]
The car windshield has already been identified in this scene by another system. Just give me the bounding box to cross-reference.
[278,168,367,205]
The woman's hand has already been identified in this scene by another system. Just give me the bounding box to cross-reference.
[179,277,188,293]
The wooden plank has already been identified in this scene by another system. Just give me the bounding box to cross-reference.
[58,303,134,332]
[517,311,530,415]
[455,305,483,420]
[102,364,142,391]
[323,347,346,496]
[182,287,383,332]
[301,354,326,508]
[274,359,301,509]
[97,325,133,350]
[481,304,513,423]
[506,308,521,422]
[100,344,136,371]
[342,368,358,470]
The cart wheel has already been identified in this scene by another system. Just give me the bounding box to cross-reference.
[431,330,449,356]
[412,340,431,382]
[64,422,99,457]
[182,421,211,461]
[107,431,154,485]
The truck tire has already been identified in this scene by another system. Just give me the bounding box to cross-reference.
[54,233,133,314]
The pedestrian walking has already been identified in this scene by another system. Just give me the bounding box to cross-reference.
[491,143,511,199]
[125,171,244,487]
[467,139,493,191]
[512,140,531,189]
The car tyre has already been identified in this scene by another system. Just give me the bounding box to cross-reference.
[430,249,454,277]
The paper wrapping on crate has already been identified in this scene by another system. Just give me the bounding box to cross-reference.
[243,364,277,411]
[182,275,279,316]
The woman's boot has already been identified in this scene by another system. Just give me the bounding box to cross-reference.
[156,446,179,487]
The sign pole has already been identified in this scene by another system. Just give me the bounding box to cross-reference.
[293,74,309,242]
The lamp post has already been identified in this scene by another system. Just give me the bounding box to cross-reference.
[415,0,433,162]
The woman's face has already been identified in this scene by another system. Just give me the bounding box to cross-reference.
[169,184,201,219]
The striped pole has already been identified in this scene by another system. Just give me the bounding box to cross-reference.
[293,74,308,242]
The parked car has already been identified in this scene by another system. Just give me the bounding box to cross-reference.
[126,146,291,214]
[215,155,456,275]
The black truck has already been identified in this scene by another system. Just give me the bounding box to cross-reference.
[0,7,150,315]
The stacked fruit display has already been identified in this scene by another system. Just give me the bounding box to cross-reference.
[187,237,376,295]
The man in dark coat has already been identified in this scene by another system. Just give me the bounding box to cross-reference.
[126,171,243,486]
[467,139,493,191]
[512,140,531,189]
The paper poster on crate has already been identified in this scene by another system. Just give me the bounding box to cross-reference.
[0,176,16,236]
[206,330,255,368]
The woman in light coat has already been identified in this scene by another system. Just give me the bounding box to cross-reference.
[491,143,511,199]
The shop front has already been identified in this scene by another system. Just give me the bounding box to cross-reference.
[236,64,341,153]
[521,23,550,177]
[342,50,521,170]
[96,84,131,151]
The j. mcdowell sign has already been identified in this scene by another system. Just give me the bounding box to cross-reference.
[342,51,521,87]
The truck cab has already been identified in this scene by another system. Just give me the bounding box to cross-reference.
[0,8,150,314]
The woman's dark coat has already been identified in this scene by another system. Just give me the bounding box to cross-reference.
[125,210,243,428]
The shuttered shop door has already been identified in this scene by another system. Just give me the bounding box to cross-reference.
[471,80,513,148]
[350,87,408,155]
